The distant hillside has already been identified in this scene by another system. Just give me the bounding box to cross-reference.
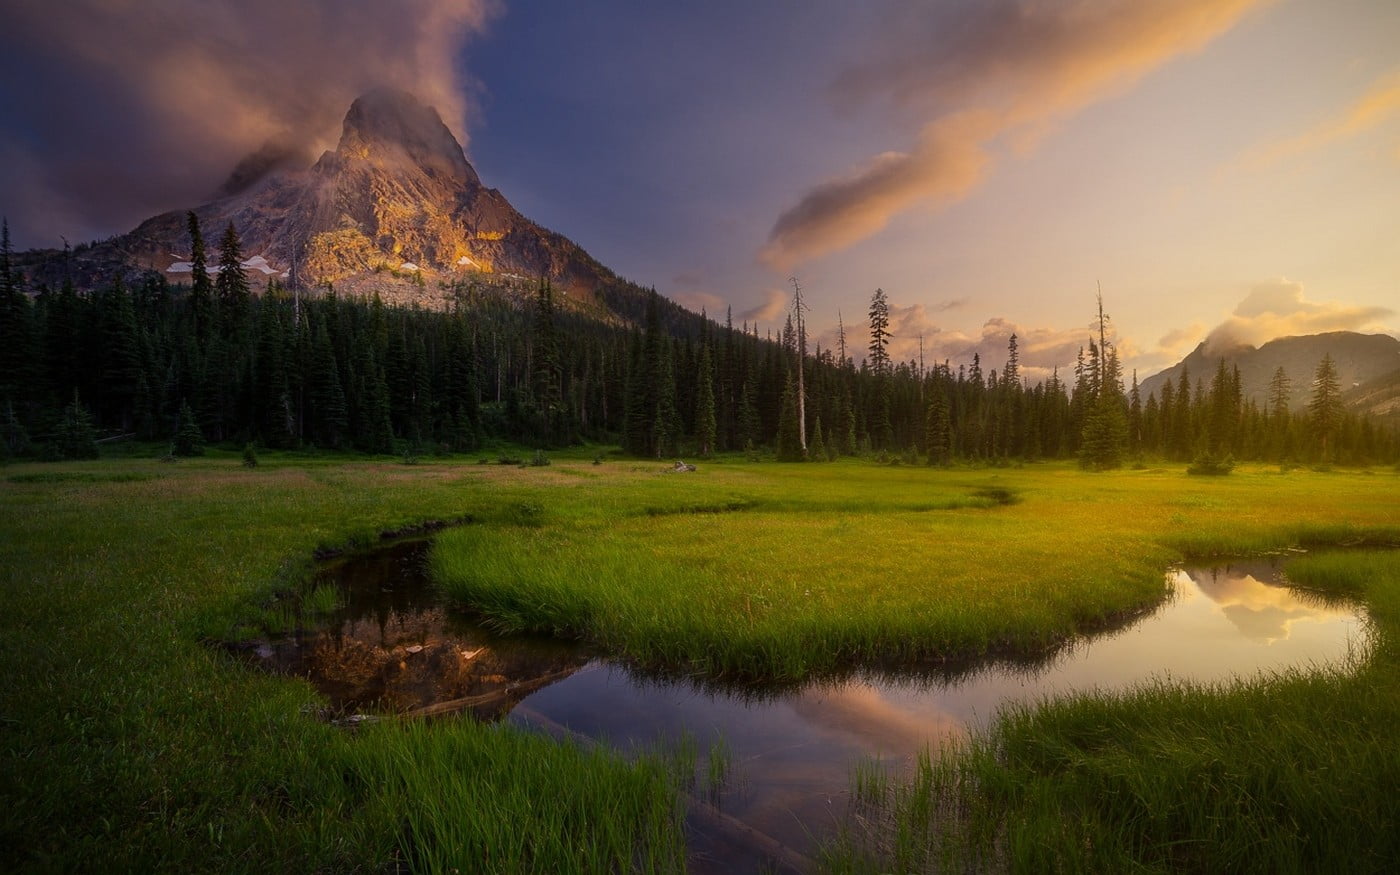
[1140,331,1400,413]
[1343,367,1400,428]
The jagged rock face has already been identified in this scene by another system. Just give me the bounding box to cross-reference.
[23,89,612,305]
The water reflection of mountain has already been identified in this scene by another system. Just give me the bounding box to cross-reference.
[235,540,590,720]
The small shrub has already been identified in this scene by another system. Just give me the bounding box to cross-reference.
[242,442,259,468]
[972,485,1022,506]
[497,455,523,466]
[172,400,204,457]
[55,394,100,460]
[593,452,604,466]
[1187,452,1235,476]
[530,449,551,467]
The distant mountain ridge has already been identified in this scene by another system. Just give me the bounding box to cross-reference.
[1139,331,1400,416]
[15,89,624,310]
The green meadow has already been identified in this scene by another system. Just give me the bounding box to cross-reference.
[2,450,1397,871]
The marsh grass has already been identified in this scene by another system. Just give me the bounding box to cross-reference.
[345,722,686,874]
[2,454,1397,871]
[433,464,1397,681]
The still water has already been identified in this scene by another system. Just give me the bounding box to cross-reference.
[237,541,1371,872]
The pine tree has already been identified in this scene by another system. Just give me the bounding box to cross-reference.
[215,223,251,337]
[309,320,347,448]
[652,337,681,457]
[695,343,716,458]
[0,218,35,413]
[775,373,804,461]
[925,391,951,466]
[1128,370,1143,457]
[841,391,857,456]
[1309,353,1342,462]
[867,288,890,374]
[0,399,29,459]
[809,416,827,462]
[1003,333,1020,386]
[187,212,213,341]
[531,278,562,439]
[1268,365,1292,420]
[172,399,205,456]
[1078,293,1128,470]
[738,374,760,451]
[56,392,100,459]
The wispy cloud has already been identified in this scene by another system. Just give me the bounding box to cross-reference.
[761,0,1266,270]
[1204,278,1394,353]
[0,0,496,248]
[738,287,790,325]
[1239,69,1400,170]
[671,290,728,314]
[1158,322,1207,356]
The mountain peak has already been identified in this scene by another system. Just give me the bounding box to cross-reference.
[337,88,478,184]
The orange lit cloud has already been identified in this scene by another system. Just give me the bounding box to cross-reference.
[1158,322,1207,356]
[1204,278,1394,353]
[762,0,1266,270]
[1241,69,1400,169]
[738,287,791,325]
[671,290,728,314]
[0,0,495,247]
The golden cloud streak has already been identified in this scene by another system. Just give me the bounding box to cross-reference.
[763,0,1267,270]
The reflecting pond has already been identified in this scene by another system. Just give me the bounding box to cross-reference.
[233,543,1371,873]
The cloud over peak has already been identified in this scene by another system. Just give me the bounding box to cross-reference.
[0,0,496,248]
[1205,278,1395,354]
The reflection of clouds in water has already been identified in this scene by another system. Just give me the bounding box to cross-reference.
[789,683,966,753]
[1184,566,1352,643]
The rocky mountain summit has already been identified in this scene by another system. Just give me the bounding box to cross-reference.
[18,89,616,307]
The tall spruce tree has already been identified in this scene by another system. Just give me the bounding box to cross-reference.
[775,373,804,461]
[695,343,716,458]
[925,391,951,466]
[187,212,213,341]
[1309,353,1342,462]
[215,223,251,336]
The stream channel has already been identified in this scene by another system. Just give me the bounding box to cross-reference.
[235,539,1372,873]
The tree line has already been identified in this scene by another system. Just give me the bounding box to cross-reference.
[0,216,1394,466]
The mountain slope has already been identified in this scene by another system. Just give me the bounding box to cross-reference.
[16,89,622,309]
[1344,367,1400,428]
[1139,331,1400,413]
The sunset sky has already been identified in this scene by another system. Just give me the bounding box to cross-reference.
[2,0,1396,379]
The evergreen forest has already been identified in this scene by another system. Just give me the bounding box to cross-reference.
[1,216,1395,468]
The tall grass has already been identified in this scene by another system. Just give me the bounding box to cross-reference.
[345,722,686,874]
